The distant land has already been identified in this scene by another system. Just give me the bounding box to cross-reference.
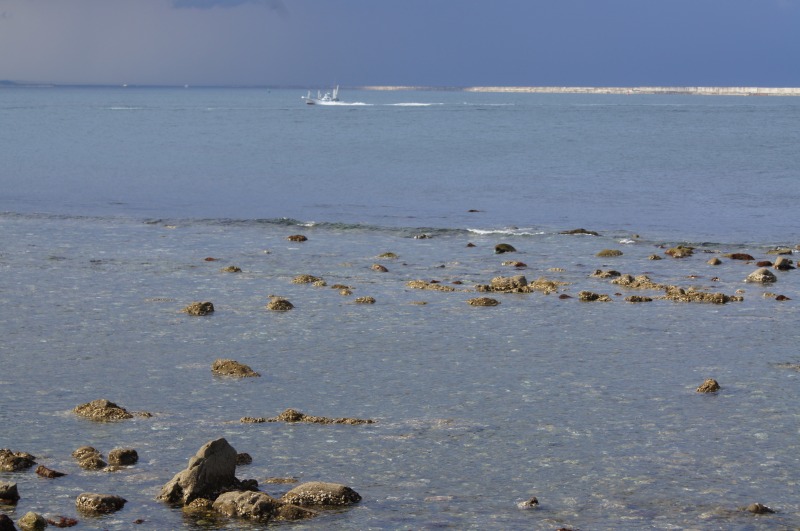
[3,80,800,96]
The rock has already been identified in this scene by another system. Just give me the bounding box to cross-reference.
[578,291,611,302]
[0,450,36,472]
[236,453,252,466]
[0,515,14,531]
[590,269,621,278]
[745,268,777,283]
[72,446,101,460]
[406,280,458,292]
[353,296,376,304]
[35,465,66,478]
[494,243,516,254]
[725,253,754,260]
[182,301,214,315]
[77,455,107,470]
[707,257,722,265]
[490,275,528,292]
[211,359,260,378]
[212,491,283,522]
[312,279,327,287]
[266,297,294,311]
[378,252,398,259]
[744,502,775,514]
[17,512,46,531]
[0,482,19,504]
[281,482,361,507]
[274,503,318,521]
[665,246,694,258]
[467,297,500,306]
[648,254,663,260]
[108,448,138,466]
[624,296,653,303]
[286,234,307,242]
[773,256,794,270]
[73,399,134,421]
[291,274,321,284]
[767,248,792,255]
[696,378,721,393]
[75,493,126,514]
[517,496,539,509]
[220,265,242,273]
[371,263,388,272]
[45,516,78,528]
[560,228,599,236]
[596,249,623,257]
[157,438,241,506]
[266,408,374,425]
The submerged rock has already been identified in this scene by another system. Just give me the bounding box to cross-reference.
[18,512,46,531]
[371,263,388,272]
[467,297,500,306]
[560,228,599,236]
[665,246,694,258]
[281,482,361,507]
[262,408,374,425]
[596,249,623,257]
[406,280,458,292]
[291,274,321,284]
[220,265,242,273]
[75,493,126,514]
[35,465,66,478]
[182,301,215,316]
[744,502,775,514]
[353,296,376,304]
[211,359,260,378]
[494,243,516,254]
[578,291,611,302]
[286,234,307,242]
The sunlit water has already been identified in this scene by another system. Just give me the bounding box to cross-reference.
[1,87,799,529]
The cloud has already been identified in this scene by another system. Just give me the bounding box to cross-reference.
[172,0,287,15]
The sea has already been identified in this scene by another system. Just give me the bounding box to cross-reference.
[1,86,799,530]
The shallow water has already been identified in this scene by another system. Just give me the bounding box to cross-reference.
[2,87,800,529]
[2,213,799,529]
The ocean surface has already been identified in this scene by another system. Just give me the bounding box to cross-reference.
[1,86,799,529]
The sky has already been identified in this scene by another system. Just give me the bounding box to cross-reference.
[1,0,799,87]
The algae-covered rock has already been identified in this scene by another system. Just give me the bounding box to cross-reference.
[467,297,500,306]
[182,301,214,316]
[0,450,36,472]
[211,359,260,378]
[696,378,721,393]
[596,249,623,257]
[266,297,294,311]
[281,482,361,507]
[73,399,134,421]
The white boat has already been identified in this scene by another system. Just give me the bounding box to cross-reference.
[302,85,340,105]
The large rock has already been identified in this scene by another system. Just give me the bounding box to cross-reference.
[108,448,138,466]
[75,493,127,514]
[17,512,46,531]
[157,438,240,506]
[0,482,19,503]
[0,450,36,472]
[746,268,777,283]
[281,482,361,507]
[0,514,15,531]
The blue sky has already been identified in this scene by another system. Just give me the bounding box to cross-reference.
[1,0,798,86]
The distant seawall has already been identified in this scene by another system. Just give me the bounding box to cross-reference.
[361,86,800,96]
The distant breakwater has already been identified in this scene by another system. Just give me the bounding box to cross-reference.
[360,85,800,96]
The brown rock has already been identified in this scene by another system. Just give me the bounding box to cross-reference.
[212,491,283,522]
[665,246,694,258]
[745,502,775,514]
[596,249,623,257]
[45,516,78,528]
[467,297,500,306]
[286,234,307,242]
[0,450,36,472]
[211,359,260,378]
[494,243,516,254]
[371,264,388,272]
[746,268,777,283]
[281,481,361,507]
[108,448,138,466]
[266,297,294,311]
[773,256,794,270]
[182,301,214,316]
[0,482,20,504]
[35,465,66,478]
[696,378,721,393]
[75,493,127,514]
[157,438,241,506]
[578,291,611,302]
[726,253,755,260]
[291,274,321,284]
[707,257,722,265]
[560,228,599,236]
[354,296,376,304]
[73,399,134,421]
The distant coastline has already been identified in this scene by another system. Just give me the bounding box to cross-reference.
[361,85,800,96]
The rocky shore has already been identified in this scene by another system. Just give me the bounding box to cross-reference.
[2,224,796,530]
